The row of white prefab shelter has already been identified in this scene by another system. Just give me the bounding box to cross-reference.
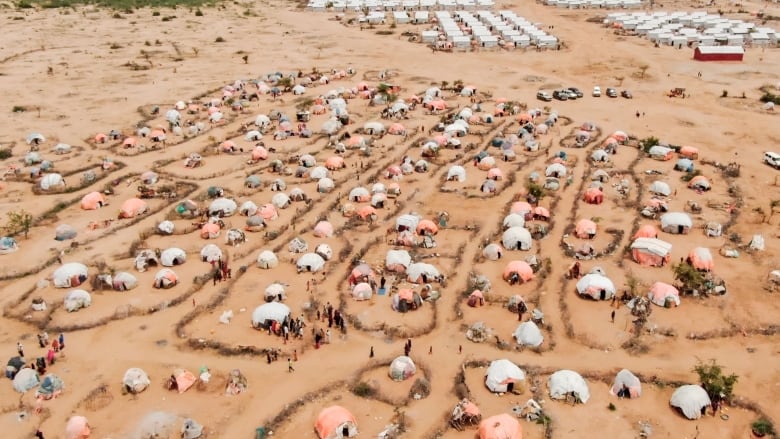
[306,0,496,12]
[420,10,558,48]
[604,11,778,47]
[543,0,642,9]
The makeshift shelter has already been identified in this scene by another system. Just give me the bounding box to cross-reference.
[687,247,714,271]
[545,163,567,178]
[649,181,672,196]
[0,236,18,254]
[514,321,543,347]
[65,416,91,439]
[313,221,334,238]
[52,263,88,288]
[158,220,175,235]
[297,253,325,273]
[688,175,711,191]
[503,261,534,284]
[447,165,467,182]
[257,250,279,269]
[200,222,221,239]
[386,249,412,272]
[55,224,77,241]
[670,385,711,419]
[265,283,286,301]
[135,249,159,272]
[393,288,422,312]
[225,369,248,396]
[252,302,290,328]
[416,219,438,235]
[349,187,370,203]
[161,247,187,266]
[503,214,525,229]
[352,282,373,301]
[633,224,658,239]
[679,145,699,159]
[108,271,137,291]
[548,370,590,403]
[200,244,222,263]
[631,238,672,266]
[13,368,40,393]
[64,289,92,312]
[135,411,179,438]
[648,145,674,160]
[406,262,440,284]
[660,212,693,234]
[289,187,307,201]
[80,192,107,210]
[576,274,615,300]
[396,214,420,232]
[648,282,680,307]
[119,198,148,218]
[123,368,151,394]
[317,178,335,193]
[477,414,522,439]
[316,406,358,439]
[483,243,503,261]
[610,369,642,398]
[36,374,64,399]
[575,219,597,239]
[502,227,532,251]
[675,158,694,172]
[389,356,416,381]
[582,187,604,204]
[209,198,238,217]
[153,268,178,289]
[245,175,262,189]
[315,243,333,260]
[511,201,533,216]
[181,418,203,439]
[485,359,526,393]
[40,173,65,191]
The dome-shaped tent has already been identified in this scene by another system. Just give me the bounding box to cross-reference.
[209,198,238,217]
[123,368,151,394]
[265,283,286,301]
[158,220,175,235]
[386,250,412,272]
[153,268,178,289]
[64,289,91,312]
[13,368,40,393]
[200,222,221,239]
[40,173,65,191]
[252,302,291,328]
[545,163,567,177]
[514,321,543,347]
[483,243,503,261]
[582,187,604,205]
[503,214,525,230]
[389,356,416,381]
[80,192,107,210]
[257,250,279,269]
[112,271,138,291]
[478,414,522,439]
[313,221,334,238]
[0,236,19,254]
[119,198,148,218]
[647,282,680,307]
[503,261,533,284]
[36,374,64,399]
[349,187,370,202]
[670,385,711,419]
[65,415,91,439]
[576,273,615,300]
[649,180,671,196]
[447,165,467,182]
[352,282,373,301]
[485,359,525,393]
[660,212,692,234]
[317,178,335,193]
[575,219,597,239]
[548,370,590,403]
[297,253,325,273]
[687,247,714,271]
[200,244,222,263]
[610,369,641,398]
[316,406,358,439]
[55,224,77,241]
[315,243,333,260]
[502,227,532,251]
[161,248,187,266]
[633,224,658,239]
[406,262,440,284]
[52,263,88,288]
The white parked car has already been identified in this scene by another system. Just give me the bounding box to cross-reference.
[592,86,601,97]
[764,151,780,169]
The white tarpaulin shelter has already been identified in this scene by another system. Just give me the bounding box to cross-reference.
[670,385,711,419]
[209,198,238,216]
[161,248,187,266]
[502,227,532,250]
[513,321,543,347]
[123,368,151,394]
[610,369,642,398]
[52,263,88,288]
[548,370,590,403]
[64,289,92,312]
[575,273,616,300]
[297,253,325,272]
[252,302,291,327]
[256,250,279,269]
[386,250,412,272]
[485,359,525,393]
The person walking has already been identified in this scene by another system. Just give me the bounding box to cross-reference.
[611,310,616,323]
[35,430,45,439]
[369,346,374,358]
[288,358,295,372]
[17,341,24,358]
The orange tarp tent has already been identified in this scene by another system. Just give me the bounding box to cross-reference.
[478,414,522,439]
[80,192,106,210]
[315,406,358,439]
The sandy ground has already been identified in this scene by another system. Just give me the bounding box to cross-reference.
[1,0,780,438]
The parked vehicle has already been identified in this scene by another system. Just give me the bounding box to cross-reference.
[567,87,584,98]
[536,91,552,102]
[592,86,601,97]
[553,90,569,101]
[621,90,633,99]
[764,151,780,169]
[606,88,618,98]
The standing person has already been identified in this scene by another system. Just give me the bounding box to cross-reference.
[428,346,433,355]
[369,346,374,358]
[266,352,272,364]
[380,276,386,290]
[17,341,24,358]
[611,310,616,323]
[51,338,59,353]
[35,430,45,439]
[406,338,412,352]
[288,358,295,372]
[293,350,298,362]
[325,329,331,344]
[46,348,55,366]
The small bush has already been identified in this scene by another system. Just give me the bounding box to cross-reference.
[351,381,375,397]
[607,402,616,411]
[759,92,780,105]
[751,418,776,436]
[12,105,27,113]
[215,36,225,43]
[17,0,33,8]
[112,12,124,19]
[0,149,12,160]
[152,10,160,16]
[721,90,728,98]
[194,8,203,16]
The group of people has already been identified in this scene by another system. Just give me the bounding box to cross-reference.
[316,302,347,333]
[10,333,65,379]
[210,258,231,285]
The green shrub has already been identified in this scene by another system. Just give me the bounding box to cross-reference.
[0,149,12,160]
[351,381,375,397]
